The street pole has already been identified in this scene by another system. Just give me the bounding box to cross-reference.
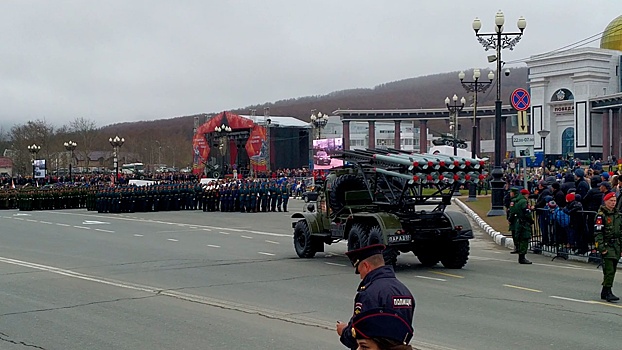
[109,136,125,183]
[473,11,526,216]
[64,141,77,182]
[445,95,466,157]
[264,107,271,173]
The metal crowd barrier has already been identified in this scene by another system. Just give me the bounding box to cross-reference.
[529,208,601,264]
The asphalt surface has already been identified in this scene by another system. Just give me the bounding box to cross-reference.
[0,199,620,350]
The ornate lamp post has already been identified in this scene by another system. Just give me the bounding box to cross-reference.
[27,144,41,181]
[445,94,466,156]
[473,10,526,216]
[109,136,125,181]
[310,110,329,140]
[538,129,550,168]
[459,69,494,158]
[214,124,232,174]
[63,140,77,181]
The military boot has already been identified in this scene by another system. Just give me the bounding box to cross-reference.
[601,287,609,300]
[510,247,519,254]
[518,254,532,264]
[606,288,620,302]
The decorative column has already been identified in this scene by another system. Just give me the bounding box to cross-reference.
[368,121,376,149]
[342,120,351,150]
[603,110,611,162]
[419,119,428,154]
[613,108,621,158]
[394,120,401,150]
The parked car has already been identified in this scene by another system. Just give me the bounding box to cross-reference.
[314,150,331,165]
[301,191,318,203]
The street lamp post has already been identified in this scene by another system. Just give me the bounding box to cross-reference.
[109,136,125,182]
[27,144,41,182]
[473,10,526,216]
[538,129,550,168]
[310,111,329,140]
[214,124,232,174]
[63,140,77,181]
[459,69,494,202]
[445,94,466,156]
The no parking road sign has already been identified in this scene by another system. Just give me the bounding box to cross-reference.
[511,88,530,111]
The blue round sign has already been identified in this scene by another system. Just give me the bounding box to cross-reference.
[511,88,530,111]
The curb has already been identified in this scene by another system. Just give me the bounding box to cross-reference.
[452,198,514,250]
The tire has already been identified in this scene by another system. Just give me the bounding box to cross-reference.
[440,241,470,269]
[415,250,439,267]
[347,224,369,252]
[329,174,367,213]
[368,225,399,266]
[212,171,221,179]
[458,143,468,149]
[293,220,317,258]
[303,195,310,203]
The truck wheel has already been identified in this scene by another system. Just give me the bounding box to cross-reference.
[415,251,439,267]
[440,241,470,269]
[368,226,399,266]
[347,224,369,251]
[330,174,367,213]
[303,195,309,203]
[293,220,317,258]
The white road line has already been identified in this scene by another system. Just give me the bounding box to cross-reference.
[203,228,212,232]
[220,231,230,235]
[265,240,280,245]
[25,219,38,222]
[13,218,24,221]
[258,252,275,256]
[56,223,70,227]
[39,221,53,224]
[94,229,115,233]
[241,235,253,239]
[167,239,179,242]
[503,284,542,293]
[73,226,91,230]
[414,275,446,282]
[324,262,346,267]
[207,244,221,248]
[134,234,144,237]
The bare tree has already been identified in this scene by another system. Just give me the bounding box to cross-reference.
[8,120,55,176]
[69,117,98,171]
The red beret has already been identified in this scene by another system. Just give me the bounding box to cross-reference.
[566,193,575,202]
[520,189,529,195]
[604,192,616,202]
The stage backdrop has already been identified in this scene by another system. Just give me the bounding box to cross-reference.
[192,111,267,175]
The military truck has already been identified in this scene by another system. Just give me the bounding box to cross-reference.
[291,148,486,269]
[432,133,468,149]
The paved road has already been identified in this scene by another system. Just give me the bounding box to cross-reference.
[0,199,620,350]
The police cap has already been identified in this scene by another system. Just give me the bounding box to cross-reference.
[345,244,385,269]
[351,308,413,344]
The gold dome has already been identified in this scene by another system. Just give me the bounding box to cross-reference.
[601,15,622,51]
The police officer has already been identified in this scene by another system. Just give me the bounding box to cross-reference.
[336,244,415,350]
[595,192,621,302]
[508,188,534,264]
[350,308,414,350]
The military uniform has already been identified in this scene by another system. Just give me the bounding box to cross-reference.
[594,194,622,302]
[339,244,415,350]
[508,188,533,264]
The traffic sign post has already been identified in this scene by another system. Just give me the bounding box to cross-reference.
[512,134,535,147]
[511,88,530,111]
[517,110,529,134]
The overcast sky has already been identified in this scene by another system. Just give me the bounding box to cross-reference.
[0,0,618,128]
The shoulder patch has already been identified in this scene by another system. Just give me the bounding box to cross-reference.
[393,296,413,308]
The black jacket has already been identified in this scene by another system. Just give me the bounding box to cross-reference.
[582,188,603,212]
[340,266,415,349]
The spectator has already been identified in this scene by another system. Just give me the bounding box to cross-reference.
[560,173,576,195]
[583,176,604,212]
[564,193,584,252]
[551,182,566,208]
[574,168,590,199]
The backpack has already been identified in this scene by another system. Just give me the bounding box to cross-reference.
[552,207,570,228]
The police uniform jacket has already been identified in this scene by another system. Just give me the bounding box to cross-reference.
[340,265,414,349]
[594,205,622,259]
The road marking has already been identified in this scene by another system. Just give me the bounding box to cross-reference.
[258,252,275,256]
[203,228,212,232]
[39,221,53,224]
[13,213,30,216]
[73,226,91,230]
[56,223,70,227]
[167,239,179,242]
[325,262,346,267]
[94,229,115,233]
[503,284,542,293]
[220,231,230,235]
[241,235,253,239]
[13,218,24,221]
[265,240,280,245]
[207,244,221,248]
[550,296,622,309]
[82,220,110,225]
[415,275,446,282]
[134,234,144,237]
[25,219,38,222]
[431,271,464,279]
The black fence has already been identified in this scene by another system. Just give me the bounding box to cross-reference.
[530,208,602,264]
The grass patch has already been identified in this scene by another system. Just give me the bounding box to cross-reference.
[460,196,511,236]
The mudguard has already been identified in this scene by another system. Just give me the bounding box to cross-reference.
[346,212,403,240]
[442,211,474,240]
[291,212,325,235]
